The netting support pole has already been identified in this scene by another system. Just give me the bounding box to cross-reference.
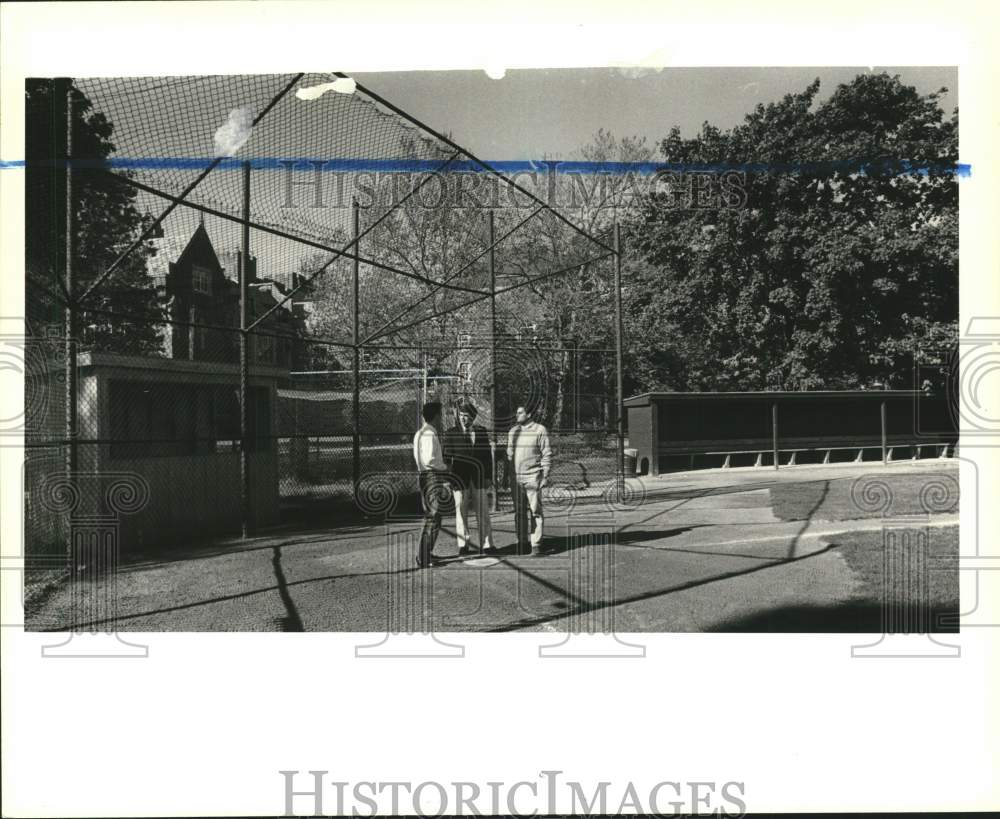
[239,161,252,538]
[614,219,626,503]
[352,198,361,506]
[62,78,79,566]
[881,399,888,465]
[489,209,499,513]
[772,402,779,471]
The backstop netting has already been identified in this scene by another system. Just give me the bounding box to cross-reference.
[24,72,623,558]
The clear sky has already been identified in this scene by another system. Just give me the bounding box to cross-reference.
[352,66,957,160]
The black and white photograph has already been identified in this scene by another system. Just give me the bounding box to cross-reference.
[18,65,963,635]
[2,2,998,817]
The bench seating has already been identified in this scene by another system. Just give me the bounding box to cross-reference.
[657,437,954,470]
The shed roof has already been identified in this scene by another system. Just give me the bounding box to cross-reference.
[624,390,925,406]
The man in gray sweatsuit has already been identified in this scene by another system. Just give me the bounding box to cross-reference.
[506,403,553,556]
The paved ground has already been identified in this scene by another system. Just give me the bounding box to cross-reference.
[26,459,959,633]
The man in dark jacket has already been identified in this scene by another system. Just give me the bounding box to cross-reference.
[444,401,495,555]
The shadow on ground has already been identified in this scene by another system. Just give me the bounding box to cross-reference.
[709,602,960,632]
[539,527,697,556]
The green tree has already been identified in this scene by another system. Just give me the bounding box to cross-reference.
[25,79,164,354]
[299,160,508,402]
[494,131,655,428]
[627,72,958,391]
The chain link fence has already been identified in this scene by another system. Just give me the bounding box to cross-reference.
[22,74,625,572]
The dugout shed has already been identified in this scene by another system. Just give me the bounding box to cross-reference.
[27,351,286,552]
[624,390,959,475]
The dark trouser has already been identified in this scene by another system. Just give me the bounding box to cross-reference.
[418,471,445,564]
[509,468,530,554]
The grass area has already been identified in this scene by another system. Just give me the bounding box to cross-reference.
[24,567,69,612]
[22,534,72,609]
[549,452,617,490]
[828,524,959,632]
[716,524,960,632]
[278,438,618,500]
[770,471,959,522]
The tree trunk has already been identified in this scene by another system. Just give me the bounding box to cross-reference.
[553,347,567,431]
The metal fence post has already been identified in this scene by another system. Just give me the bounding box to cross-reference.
[772,401,779,470]
[489,209,499,512]
[420,346,427,406]
[613,221,626,502]
[239,160,251,538]
[352,198,361,505]
[881,399,888,465]
[62,78,79,567]
[573,338,579,432]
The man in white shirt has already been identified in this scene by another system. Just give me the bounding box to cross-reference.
[412,401,449,568]
[506,403,553,556]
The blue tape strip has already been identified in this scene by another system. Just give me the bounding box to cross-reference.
[0,157,973,176]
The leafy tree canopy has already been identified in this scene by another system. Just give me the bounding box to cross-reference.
[626,72,958,391]
[25,79,164,355]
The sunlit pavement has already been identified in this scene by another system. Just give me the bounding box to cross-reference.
[26,459,960,633]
